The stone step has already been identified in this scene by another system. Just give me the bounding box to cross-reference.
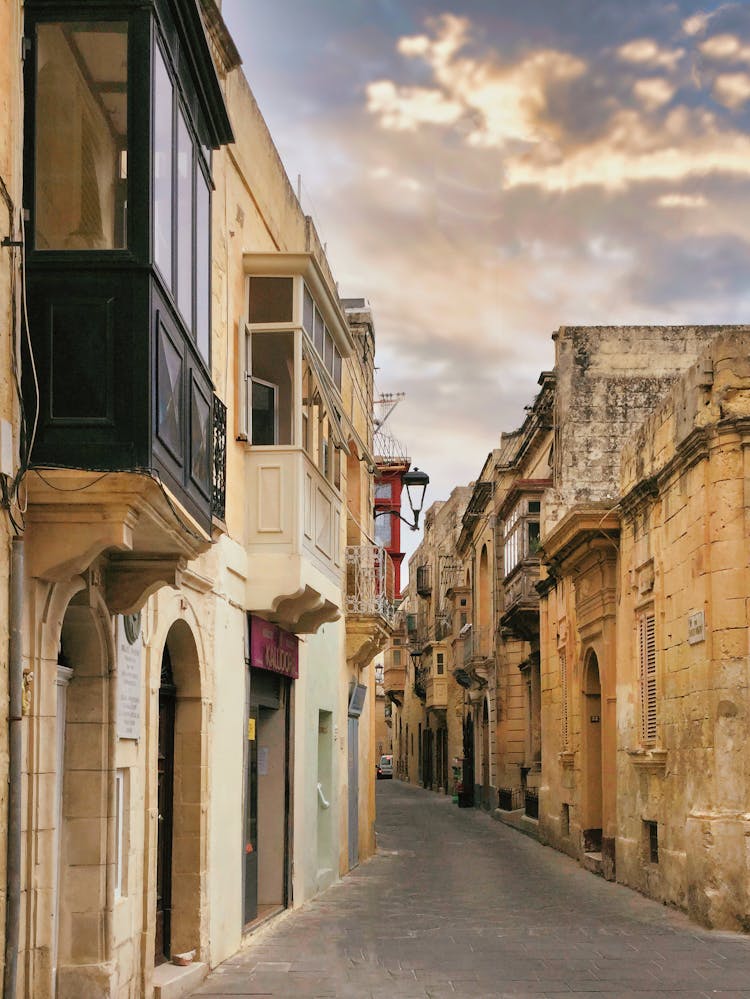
[153,961,208,999]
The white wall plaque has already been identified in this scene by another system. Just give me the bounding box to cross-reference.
[117,615,143,739]
[687,610,705,645]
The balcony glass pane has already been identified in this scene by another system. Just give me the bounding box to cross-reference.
[196,171,210,360]
[176,108,193,325]
[35,22,128,250]
[153,44,172,283]
[249,277,293,324]
[251,331,294,445]
[303,284,314,335]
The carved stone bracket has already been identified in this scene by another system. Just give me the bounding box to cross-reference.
[25,503,139,581]
[106,556,187,614]
[627,748,668,774]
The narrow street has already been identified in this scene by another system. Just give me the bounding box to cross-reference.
[192,781,750,998]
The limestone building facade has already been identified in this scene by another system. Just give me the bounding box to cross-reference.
[0,2,392,996]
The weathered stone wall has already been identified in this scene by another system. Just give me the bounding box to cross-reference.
[616,332,750,929]
[548,326,749,534]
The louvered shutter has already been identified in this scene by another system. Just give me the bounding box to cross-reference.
[639,614,657,743]
[560,649,568,750]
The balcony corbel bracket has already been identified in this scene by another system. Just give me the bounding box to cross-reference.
[106,556,187,615]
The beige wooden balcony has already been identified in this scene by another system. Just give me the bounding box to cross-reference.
[245,446,343,633]
[425,674,448,712]
[383,662,406,701]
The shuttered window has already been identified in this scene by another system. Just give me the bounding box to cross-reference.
[639,613,657,743]
[560,649,568,750]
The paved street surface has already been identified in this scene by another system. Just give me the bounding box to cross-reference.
[192,780,750,998]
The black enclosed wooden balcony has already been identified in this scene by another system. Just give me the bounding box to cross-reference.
[22,0,233,543]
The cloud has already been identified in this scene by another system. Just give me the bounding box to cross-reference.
[656,192,708,208]
[618,38,684,69]
[699,33,750,62]
[503,106,750,192]
[633,77,676,109]
[367,13,587,148]
[683,13,709,36]
[712,71,750,107]
[656,192,709,209]
[366,80,463,129]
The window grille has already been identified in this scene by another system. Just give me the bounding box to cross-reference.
[639,613,657,743]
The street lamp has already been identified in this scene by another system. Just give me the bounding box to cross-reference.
[374,466,430,533]
[409,647,423,669]
[402,467,429,530]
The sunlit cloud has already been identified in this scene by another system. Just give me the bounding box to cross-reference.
[713,72,750,107]
[633,78,676,110]
[503,108,750,192]
[700,33,750,62]
[367,13,586,148]
[366,80,463,130]
[618,38,684,70]
[656,192,708,208]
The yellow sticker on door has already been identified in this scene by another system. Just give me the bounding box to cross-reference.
[248,718,256,741]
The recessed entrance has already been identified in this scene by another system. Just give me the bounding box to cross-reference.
[155,648,176,964]
[244,668,290,926]
[582,650,603,854]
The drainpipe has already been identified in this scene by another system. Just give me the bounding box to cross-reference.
[4,536,24,999]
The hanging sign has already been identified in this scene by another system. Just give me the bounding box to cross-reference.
[249,615,299,679]
[116,615,143,739]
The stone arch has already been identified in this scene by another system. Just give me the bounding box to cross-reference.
[55,586,115,998]
[152,616,208,962]
[581,647,603,853]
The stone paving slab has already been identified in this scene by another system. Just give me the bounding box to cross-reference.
[190,781,750,998]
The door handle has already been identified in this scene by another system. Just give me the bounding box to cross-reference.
[316,782,330,809]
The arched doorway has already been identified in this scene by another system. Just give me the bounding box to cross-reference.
[55,592,112,998]
[582,650,603,854]
[154,619,205,963]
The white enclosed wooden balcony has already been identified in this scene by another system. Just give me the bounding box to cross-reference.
[245,446,343,633]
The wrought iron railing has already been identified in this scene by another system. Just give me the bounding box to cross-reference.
[212,394,227,522]
[345,545,396,624]
[462,625,491,666]
[524,787,539,819]
[414,664,427,700]
[498,787,524,811]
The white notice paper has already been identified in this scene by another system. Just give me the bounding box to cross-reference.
[257,747,269,776]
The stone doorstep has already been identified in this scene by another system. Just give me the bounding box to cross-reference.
[582,851,604,877]
[153,961,208,999]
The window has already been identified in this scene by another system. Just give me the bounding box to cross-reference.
[436,652,444,675]
[152,42,213,361]
[375,513,392,548]
[375,481,392,501]
[248,276,294,324]
[153,46,172,282]
[503,496,541,576]
[249,331,293,445]
[643,820,658,863]
[35,22,128,250]
[392,649,401,666]
[639,613,657,743]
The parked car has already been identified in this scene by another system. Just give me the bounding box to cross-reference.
[376,754,393,779]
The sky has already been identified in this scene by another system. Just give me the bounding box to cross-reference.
[221,0,750,532]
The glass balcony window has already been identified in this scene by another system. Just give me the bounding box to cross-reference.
[35,22,128,251]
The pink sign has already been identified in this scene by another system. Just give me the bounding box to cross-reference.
[249,616,299,679]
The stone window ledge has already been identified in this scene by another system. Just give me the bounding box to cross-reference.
[627,748,667,773]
